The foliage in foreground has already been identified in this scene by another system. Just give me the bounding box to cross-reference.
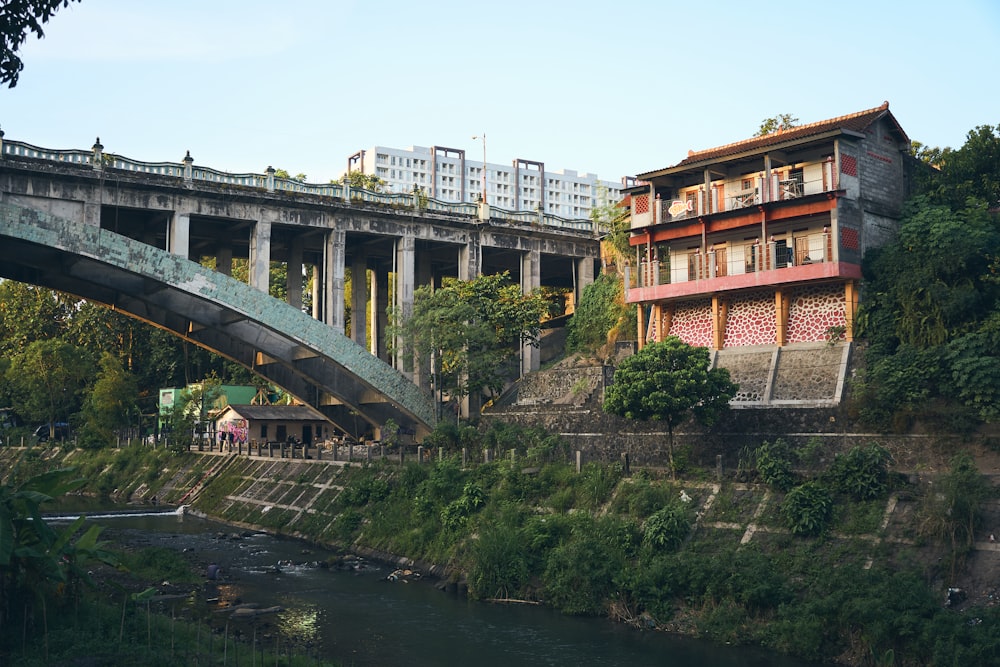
[254,423,1000,666]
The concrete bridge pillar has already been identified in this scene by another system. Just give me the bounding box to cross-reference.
[373,265,390,362]
[394,234,416,370]
[168,213,190,259]
[249,220,271,294]
[312,261,321,320]
[521,247,541,375]
[458,233,481,281]
[324,229,346,333]
[287,235,304,310]
[575,256,595,312]
[351,254,368,347]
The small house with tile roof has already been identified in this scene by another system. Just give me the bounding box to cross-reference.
[215,403,332,446]
[623,103,916,405]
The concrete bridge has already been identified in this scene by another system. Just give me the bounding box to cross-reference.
[0,135,602,438]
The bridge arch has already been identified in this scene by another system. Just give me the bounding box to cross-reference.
[0,202,437,438]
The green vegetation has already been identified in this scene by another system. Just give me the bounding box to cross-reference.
[566,273,635,354]
[389,272,553,412]
[603,337,737,477]
[854,124,1000,432]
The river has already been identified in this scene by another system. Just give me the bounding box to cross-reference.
[49,504,818,667]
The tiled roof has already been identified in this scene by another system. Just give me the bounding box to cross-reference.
[220,404,326,421]
[639,102,907,177]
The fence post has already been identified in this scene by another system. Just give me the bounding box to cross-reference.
[621,452,630,476]
[417,446,424,463]
[575,450,582,474]
[462,447,468,468]
[716,454,723,481]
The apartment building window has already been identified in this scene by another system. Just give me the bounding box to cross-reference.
[391,156,396,166]
[376,153,388,165]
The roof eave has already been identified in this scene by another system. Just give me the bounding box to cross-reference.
[637,128,857,181]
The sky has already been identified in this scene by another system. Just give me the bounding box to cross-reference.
[3,0,998,185]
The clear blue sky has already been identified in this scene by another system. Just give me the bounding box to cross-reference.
[3,0,998,185]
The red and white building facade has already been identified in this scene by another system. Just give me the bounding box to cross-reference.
[625,102,914,351]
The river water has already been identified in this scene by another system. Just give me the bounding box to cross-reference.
[50,505,818,667]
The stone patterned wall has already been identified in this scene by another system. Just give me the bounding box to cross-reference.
[771,345,846,401]
[787,284,846,343]
[715,348,773,403]
[667,298,713,347]
[515,366,605,406]
[724,291,775,347]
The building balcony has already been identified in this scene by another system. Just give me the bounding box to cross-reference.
[630,157,838,230]
[625,230,861,303]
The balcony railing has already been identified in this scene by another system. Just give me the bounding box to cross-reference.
[627,231,833,289]
[631,158,838,229]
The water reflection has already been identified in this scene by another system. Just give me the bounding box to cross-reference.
[50,506,817,667]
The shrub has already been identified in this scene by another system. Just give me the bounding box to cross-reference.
[783,482,833,536]
[755,439,796,492]
[542,517,625,615]
[642,502,692,551]
[468,521,529,600]
[828,443,892,500]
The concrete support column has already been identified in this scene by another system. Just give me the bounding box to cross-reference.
[312,261,322,320]
[217,246,233,277]
[249,219,271,294]
[413,249,434,386]
[575,257,595,312]
[844,281,858,341]
[394,234,416,370]
[712,296,727,350]
[458,233,481,281]
[351,255,368,347]
[168,212,191,259]
[373,267,390,362]
[775,289,789,346]
[287,235,304,310]
[520,247,541,376]
[324,229,346,333]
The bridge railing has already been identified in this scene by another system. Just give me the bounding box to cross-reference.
[194,166,266,187]
[1,137,605,234]
[2,140,94,165]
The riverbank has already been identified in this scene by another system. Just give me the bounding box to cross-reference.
[3,431,1000,665]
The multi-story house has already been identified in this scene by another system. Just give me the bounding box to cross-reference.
[345,145,622,219]
[625,102,914,354]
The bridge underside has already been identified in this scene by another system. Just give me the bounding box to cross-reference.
[0,202,437,439]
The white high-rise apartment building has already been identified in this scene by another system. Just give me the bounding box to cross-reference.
[346,145,622,220]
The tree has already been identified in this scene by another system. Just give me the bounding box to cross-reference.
[0,282,70,358]
[5,338,93,434]
[273,168,307,182]
[390,272,552,415]
[566,273,633,356]
[79,352,139,447]
[341,170,385,192]
[603,337,736,477]
[916,125,1000,210]
[590,186,630,265]
[1,0,80,88]
[755,113,799,137]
